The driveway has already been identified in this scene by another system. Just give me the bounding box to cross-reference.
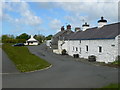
[2,44,119,88]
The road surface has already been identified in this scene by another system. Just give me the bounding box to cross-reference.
[2,44,119,88]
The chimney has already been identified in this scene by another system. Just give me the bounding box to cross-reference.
[61,26,65,31]
[67,24,71,30]
[82,22,90,31]
[75,27,81,32]
[98,16,107,28]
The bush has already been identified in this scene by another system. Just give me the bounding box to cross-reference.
[116,55,120,61]
[2,39,26,43]
[62,49,67,55]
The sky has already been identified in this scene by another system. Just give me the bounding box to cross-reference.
[1,0,119,36]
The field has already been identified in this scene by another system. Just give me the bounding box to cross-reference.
[2,43,51,72]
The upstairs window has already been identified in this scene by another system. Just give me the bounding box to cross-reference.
[79,40,81,43]
[86,45,88,52]
[99,46,102,53]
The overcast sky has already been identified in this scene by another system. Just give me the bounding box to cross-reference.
[1,0,119,36]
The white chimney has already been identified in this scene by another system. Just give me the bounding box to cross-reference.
[98,16,107,28]
[82,22,90,31]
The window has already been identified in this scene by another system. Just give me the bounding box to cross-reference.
[86,45,88,52]
[118,36,120,38]
[76,47,78,51]
[79,40,81,43]
[99,46,102,53]
[111,44,115,47]
[73,47,74,51]
[79,47,81,54]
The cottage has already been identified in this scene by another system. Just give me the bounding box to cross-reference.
[25,35,39,45]
[58,17,120,63]
[50,25,73,53]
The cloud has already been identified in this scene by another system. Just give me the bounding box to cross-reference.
[33,1,118,27]
[49,19,62,32]
[56,1,118,29]
[2,2,42,26]
[3,0,119,2]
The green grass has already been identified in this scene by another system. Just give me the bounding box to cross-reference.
[111,60,120,65]
[2,43,51,72]
[103,83,120,88]
[93,83,120,90]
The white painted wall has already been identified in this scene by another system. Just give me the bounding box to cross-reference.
[58,35,119,63]
[46,40,51,46]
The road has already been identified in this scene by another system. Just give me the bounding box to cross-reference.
[2,44,118,88]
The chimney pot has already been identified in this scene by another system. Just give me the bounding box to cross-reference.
[67,24,71,30]
[75,27,81,32]
[61,26,64,31]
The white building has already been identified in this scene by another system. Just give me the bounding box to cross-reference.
[58,17,120,63]
[50,25,73,53]
[25,35,39,45]
[46,40,51,47]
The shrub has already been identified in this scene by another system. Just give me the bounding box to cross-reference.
[116,55,120,61]
[2,39,26,43]
[62,49,67,55]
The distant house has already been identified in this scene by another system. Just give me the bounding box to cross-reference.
[25,35,39,45]
[50,25,74,53]
[58,17,120,63]
[46,40,52,47]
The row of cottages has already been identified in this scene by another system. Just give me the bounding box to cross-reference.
[50,25,73,54]
[57,17,120,63]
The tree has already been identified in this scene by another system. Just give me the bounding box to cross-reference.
[2,35,10,40]
[16,33,30,40]
[34,34,46,43]
[46,35,53,40]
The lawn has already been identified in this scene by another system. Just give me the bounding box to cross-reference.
[103,83,120,88]
[93,83,120,90]
[2,43,51,72]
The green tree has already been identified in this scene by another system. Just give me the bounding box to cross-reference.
[2,35,10,40]
[46,35,53,40]
[16,33,30,40]
[34,34,46,43]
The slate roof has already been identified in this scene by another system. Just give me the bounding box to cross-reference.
[68,22,120,40]
[51,30,73,46]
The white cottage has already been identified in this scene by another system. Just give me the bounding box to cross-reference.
[58,17,120,63]
[50,25,73,54]
[25,35,39,45]
[46,40,51,47]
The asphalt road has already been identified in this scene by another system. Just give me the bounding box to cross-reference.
[2,44,119,88]
[2,49,19,74]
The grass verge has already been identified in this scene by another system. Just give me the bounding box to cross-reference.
[102,83,120,88]
[93,83,120,90]
[2,43,51,72]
